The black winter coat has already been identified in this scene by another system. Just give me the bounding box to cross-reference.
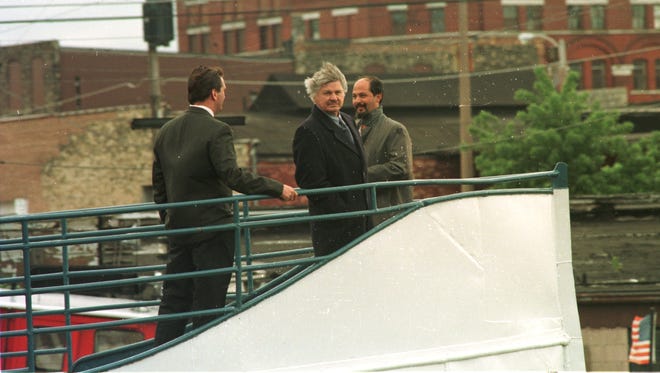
[292,105,370,256]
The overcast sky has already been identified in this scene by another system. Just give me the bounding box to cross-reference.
[0,0,178,52]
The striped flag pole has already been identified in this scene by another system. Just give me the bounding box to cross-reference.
[652,309,657,370]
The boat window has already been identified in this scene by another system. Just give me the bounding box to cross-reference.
[95,329,144,353]
[34,330,65,372]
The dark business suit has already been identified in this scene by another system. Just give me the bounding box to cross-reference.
[152,106,283,344]
[293,105,370,256]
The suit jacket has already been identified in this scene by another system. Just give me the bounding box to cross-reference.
[292,105,370,255]
[359,106,413,224]
[153,106,283,242]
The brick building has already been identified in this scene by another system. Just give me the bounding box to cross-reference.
[0,40,293,117]
[178,0,660,104]
[1,2,659,370]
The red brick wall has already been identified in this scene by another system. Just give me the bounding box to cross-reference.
[0,108,152,213]
[254,155,460,209]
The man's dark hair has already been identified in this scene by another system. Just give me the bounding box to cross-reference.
[360,75,384,104]
[188,65,224,104]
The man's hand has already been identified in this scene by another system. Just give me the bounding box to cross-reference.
[280,185,298,201]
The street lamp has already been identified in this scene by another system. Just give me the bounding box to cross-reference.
[518,32,568,88]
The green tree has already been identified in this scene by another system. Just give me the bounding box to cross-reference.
[469,67,659,194]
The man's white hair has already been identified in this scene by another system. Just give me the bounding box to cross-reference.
[304,62,348,102]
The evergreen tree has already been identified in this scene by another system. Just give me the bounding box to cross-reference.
[468,67,659,194]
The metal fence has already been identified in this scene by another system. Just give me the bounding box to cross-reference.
[0,163,567,372]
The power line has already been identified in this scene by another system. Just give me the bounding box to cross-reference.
[0,1,165,9]
[0,15,143,25]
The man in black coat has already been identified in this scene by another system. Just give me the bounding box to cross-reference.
[152,65,297,345]
[292,62,370,256]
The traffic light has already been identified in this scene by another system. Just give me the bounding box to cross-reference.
[143,1,174,47]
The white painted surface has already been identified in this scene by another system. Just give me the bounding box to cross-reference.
[0,290,157,319]
[114,192,585,371]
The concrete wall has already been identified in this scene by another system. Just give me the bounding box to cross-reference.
[293,36,538,75]
[1,107,151,213]
[582,327,629,371]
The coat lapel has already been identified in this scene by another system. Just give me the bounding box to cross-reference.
[314,108,360,155]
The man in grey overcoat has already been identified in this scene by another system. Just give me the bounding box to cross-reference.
[352,76,414,225]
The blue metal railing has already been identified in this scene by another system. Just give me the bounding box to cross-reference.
[0,163,568,372]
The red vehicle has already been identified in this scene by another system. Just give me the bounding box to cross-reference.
[1,291,157,372]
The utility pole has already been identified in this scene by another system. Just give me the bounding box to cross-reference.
[458,0,474,191]
[148,44,162,118]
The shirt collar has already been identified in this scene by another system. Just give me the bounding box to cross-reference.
[320,108,343,127]
[190,104,214,117]
[358,106,383,126]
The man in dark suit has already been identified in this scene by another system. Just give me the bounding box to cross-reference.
[292,62,370,256]
[152,65,297,345]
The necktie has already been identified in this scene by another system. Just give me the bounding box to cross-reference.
[338,118,354,145]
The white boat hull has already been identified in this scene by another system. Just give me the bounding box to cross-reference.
[114,191,585,371]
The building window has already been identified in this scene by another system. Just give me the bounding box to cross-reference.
[188,34,198,53]
[201,34,210,53]
[187,27,210,54]
[259,24,281,49]
[633,59,648,90]
[258,17,282,50]
[568,6,583,30]
[525,6,542,30]
[591,5,605,29]
[271,23,281,49]
[655,5,660,29]
[429,6,446,33]
[221,22,245,54]
[223,31,235,54]
[302,12,321,40]
[503,6,519,30]
[427,2,447,33]
[236,29,244,53]
[307,18,320,40]
[259,26,269,49]
[632,5,647,29]
[570,62,584,90]
[390,7,408,35]
[591,60,606,89]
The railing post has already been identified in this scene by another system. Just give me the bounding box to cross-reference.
[21,220,35,372]
[242,203,255,294]
[552,162,568,189]
[61,217,74,371]
[233,200,243,308]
